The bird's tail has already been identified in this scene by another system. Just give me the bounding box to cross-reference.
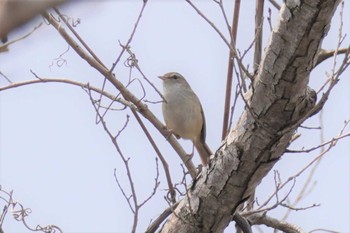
[194,141,212,165]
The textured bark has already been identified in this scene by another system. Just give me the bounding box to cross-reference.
[160,1,340,232]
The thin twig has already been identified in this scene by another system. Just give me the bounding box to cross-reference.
[227,83,241,133]
[0,22,43,53]
[245,119,350,216]
[53,8,105,68]
[215,0,233,38]
[0,77,135,109]
[42,11,198,178]
[52,7,113,126]
[110,0,148,73]
[131,110,176,204]
[267,8,273,31]
[87,87,143,233]
[309,229,341,233]
[0,71,12,83]
[221,0,241,140]
[186,0,232,49]
[0,188,63,233]
[138,157,160,208]
[248,212,306,233]
[315,48,349,67]
[145,202,180,233]
[282,117,349,221]
[121,43,166,103]
[286,131,350,153]
[253,123,345,214]
[268,0,281,10]
[253,0,264,73]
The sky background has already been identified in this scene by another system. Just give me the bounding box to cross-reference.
[1,1,349,233]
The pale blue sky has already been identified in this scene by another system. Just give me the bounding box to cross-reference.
[1,1,349,232]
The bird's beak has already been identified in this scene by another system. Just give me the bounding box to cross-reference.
[158,75,165,80]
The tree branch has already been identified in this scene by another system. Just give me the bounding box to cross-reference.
[221,0,241,140]
[315,48,349,66]
[0,78,136,109]
[160,1,342,232]
[248,213,306,233]
[41,11,198,179]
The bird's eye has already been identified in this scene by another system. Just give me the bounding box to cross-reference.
[172,75,179,79]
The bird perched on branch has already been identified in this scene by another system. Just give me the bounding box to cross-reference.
[159,72,212,165]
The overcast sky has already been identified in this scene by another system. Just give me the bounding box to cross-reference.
[1,1,349,233]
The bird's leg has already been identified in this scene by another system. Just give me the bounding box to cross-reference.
[188,142,195,159]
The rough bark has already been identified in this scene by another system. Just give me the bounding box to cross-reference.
[160,1,340,232]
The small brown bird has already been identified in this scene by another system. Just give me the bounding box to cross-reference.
[159,72,212,165]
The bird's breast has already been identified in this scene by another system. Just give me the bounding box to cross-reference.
[162,90,203,141]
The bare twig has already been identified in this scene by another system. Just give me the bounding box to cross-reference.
[131,109,176,204]
[48,45,70,69]
[0,71,12,83]
[315,48,349,67]
[280,203,320,211]
[221,0,241,140]
[0,188,12,229]
[185,0,232,49]
[309,229,341,233]
[0,22,43,53]
[315,2,347,67]
[267,7,273,31]
[227,83,241,133]
[250,119,347,215]
[268,0,281,10]
[0,77,135,109]
[139,158,160,207]
[120,43,166,103]
[232,212,253,233]
[253,0,264,73]
[110,0,148,73]
[215,0,233,38]
[244,113,348,219]
[298,125,321,130]
[52,8,105,68]
[286,131,350,153]
[0,188,62,233]
[282,117,350,220]
[51,7,112,125]
[87,88,140,233]
[42,10,197,178]
[243,171,300,214]
[248,212,306,233]
[145,202,180,233]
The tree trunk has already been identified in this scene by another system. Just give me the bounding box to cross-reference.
[160,0,341,232]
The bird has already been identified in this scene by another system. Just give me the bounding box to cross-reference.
[158,72,212,165]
